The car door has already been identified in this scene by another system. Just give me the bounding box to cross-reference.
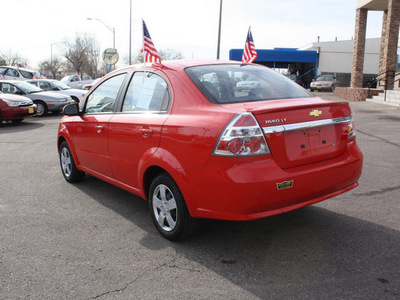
[108,71,171,189]
[68,73,127,177]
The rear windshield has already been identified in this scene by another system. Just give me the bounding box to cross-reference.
[185,64,311,104]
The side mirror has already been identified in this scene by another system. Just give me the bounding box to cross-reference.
[63,103,80,116]
[312,79,315,82]
[15,91,24,95]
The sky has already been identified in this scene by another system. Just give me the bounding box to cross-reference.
[2,0,384,69]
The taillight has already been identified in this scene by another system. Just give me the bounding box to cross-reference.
[347,111,356,139]
[213,113,270,156]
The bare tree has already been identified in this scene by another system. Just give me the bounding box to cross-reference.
[0,50,28,67]
[38,57,64,79]
[63,34,100,77]
[159,49,184,60]
[124,48,184,65]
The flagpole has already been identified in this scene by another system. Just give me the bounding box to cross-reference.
[129,0,132,65]
[216,0,223,60]
[142,19,146,77]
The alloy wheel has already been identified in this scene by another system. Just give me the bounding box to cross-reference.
[61,147,72,178]
[152,184,178,232]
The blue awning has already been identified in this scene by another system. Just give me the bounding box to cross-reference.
[229,48,318,67]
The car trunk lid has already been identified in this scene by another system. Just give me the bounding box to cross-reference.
[220,97,352,169]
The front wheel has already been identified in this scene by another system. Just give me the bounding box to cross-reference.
[34,100,48,117]
[59,141,85,183]
[149,174,199,241]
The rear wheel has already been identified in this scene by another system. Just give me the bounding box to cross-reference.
[149,173,199,241]
[59,141,85,182]
[34,100,48,117]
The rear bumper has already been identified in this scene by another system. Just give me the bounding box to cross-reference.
[181,141,363,220]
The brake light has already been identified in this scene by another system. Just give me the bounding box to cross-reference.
[347,111,356,140]
[213,113,270,156]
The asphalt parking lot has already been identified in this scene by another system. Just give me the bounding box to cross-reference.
[1,92,399,299]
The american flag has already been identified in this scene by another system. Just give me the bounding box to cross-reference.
[142,20,161,63]
[242,27,257,63]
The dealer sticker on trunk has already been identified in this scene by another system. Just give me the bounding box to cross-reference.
[277,180,294,190]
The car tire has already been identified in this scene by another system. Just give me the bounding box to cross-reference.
[0,113,3,124]
[34,100,48,117]
[149,173,199,241]
[59,141,85,183]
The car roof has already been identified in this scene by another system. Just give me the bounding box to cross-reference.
[0,79,20,83]
[28,79,56,82]
[0,65,38,72]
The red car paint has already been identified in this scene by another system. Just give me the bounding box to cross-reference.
[58,60,362,223]
[0,93,37,123]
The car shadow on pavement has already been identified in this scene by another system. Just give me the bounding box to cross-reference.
[0,120,44,133]
[73,174,400,299]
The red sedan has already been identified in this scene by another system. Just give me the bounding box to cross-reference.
[0,92,37,124]
[57,60,363,240]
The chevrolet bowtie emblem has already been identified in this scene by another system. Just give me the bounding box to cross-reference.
[309,109,322,117]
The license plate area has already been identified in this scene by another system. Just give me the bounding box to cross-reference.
[285,125,340,162]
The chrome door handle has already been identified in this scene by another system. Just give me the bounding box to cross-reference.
[140,128,154,138]
[95,125,104,133]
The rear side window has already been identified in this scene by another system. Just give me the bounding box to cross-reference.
[85,74,126,113]
[122,72,170,112]
[185,64,311,104]
[20,70,34,79]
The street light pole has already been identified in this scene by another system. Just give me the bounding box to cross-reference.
[217,0,223,60]
[87,18,115,49]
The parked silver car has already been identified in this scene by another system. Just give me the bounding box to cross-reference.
[60,75,93,89]
[0,80,74,116]
[0,66,40,81]
[27,79,87,103]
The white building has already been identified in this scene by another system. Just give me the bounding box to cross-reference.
[302,38,380,76]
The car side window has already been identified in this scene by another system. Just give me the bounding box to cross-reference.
[6,68,19,77]
[20,70,34,79]
[0,83,21,94]
[85,74,126,114]
[122,72,170,112]
[39,82,51,91]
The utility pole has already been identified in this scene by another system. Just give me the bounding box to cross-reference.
[217,0,223,59]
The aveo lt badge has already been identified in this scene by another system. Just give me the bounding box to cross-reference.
[277,180,294,190]
[309,109,322,117]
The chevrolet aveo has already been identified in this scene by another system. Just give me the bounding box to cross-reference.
[58,61,363,240]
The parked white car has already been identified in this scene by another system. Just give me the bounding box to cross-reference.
[0,66,40,81]
[60,75,94,89]
[27,79,87,103]
[0,80,74,117]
